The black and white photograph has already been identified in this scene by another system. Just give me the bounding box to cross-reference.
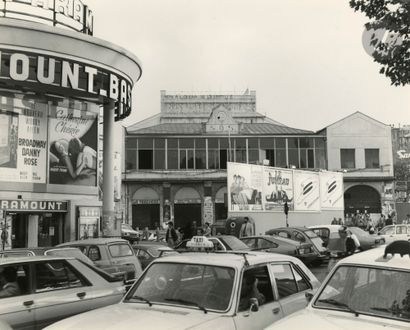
[0,0,409,329]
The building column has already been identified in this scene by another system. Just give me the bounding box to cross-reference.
[102,100,119,237]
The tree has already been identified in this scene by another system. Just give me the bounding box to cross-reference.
[349,0,410,86]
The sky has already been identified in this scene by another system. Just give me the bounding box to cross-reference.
[87,0,409,132]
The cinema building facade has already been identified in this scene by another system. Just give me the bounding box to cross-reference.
[0,2,141,249]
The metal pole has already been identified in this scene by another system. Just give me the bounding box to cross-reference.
[102,99,118,237]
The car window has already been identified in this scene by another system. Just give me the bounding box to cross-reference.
[0,264,30,298]
[88,245,101,261]
[238,266,274,312]
[241,238,256,249]
[34,261,88,292]
[125,263,235,312]
[209,238,225,251]
[218,236,250,251]
[293,232,305,242]
[292,265,310,292]
[259,239,277,249]
[314,265,410,322]
[109,243,133,258]
[137,250,150,260]
[379,226,394,235]
[270,263,298,299]
[0,251,35,258]
[396,226,407,234]
[277,231,291,239]
[304,230,319,238]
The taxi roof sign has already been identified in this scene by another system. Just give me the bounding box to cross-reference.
[187,236,214,250]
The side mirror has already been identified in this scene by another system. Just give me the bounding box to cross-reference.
[305,292,313,302]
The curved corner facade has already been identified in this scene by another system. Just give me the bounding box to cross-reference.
[0,18,141,249]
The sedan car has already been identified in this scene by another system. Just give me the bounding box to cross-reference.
[45,236,320,330]
[309,225,385,256]
[132,242,177,269]
[265,241,410,330]
[240,235,318,265]
[377,224,410,243]
[0,247,94,265]
[58,238,143,280]
[175,235,251,252]
[265,227,329,265]
[0,256,126,330]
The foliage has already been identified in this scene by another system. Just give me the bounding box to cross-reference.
[349,0,410,86]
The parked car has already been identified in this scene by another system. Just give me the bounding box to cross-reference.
[121,223,140,243]
[0,247,94,265]
[265,241,410,330]
[309,225,385,256]
[175,235,251,252]
[45,236,320,330]
[132,242,177,269]
[0,255,126,329]
[265,227,329,264]
[377,224,410,243]
[240,235,318,265]
[58,238,143,280]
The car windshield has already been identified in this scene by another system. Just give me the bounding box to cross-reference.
[379,226,394,235]
[313,265,410,322]
[125,262,235,312]
[303,230,319,238]
[218,236,250,250]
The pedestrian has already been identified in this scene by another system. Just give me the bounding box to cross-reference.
[402,214,410,224]
[203,222,211,237]
[239,217,254,238]
[142,227,149,241]
[331,217,338,225]
[337,218,343,225]
[165,221,178,247]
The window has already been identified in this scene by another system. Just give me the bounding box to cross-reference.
[365,149,379,169]
[340,149,355,169]
[238,266,274,312]
[235,138,246,163]
[137,250,150,260]
[275,138,287,167]
[108,243,133,257]
[167,138,178,169]
[35,261,87,292]
[277,231,291,239]
[293,232,306,243]
[0,264,30,297]
[195,139,206,169]
[288,138,299,168]
[208,138,219,169]
[87,246,101,261]
[179,139,194,169]
[270,264,298,298]
[138,138,153,169]
[258,239,277,249]
[154,139,165,169]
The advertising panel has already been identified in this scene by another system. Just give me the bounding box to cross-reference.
[0,94,47,183]
[227,162,263,212]
[48,100,98,186]
[263,167,293,211]
[319,171,344,209]
[294,171,320,211]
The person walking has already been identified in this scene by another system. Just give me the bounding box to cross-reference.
[239,217,254,238]
[165,221,178,248]
[203,222,211,237]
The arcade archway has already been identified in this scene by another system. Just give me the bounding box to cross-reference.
[344,185,381,214]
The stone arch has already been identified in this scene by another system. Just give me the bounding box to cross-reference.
[132,187,160,202]
[344,184,381,214]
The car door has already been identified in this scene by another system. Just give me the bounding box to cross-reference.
[0,263,35,330]
[233,265,284,330]
[269,262,313,317]
[32,259,94,329]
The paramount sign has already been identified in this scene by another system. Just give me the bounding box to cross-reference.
[0,200,68,211]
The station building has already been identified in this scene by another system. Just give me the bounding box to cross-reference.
[0,1,141,249]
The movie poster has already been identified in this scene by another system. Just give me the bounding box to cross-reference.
[227,162,263,212]
[0,94,48,183]
[263,167,294,211]
[294,171,320,211]
[48,101,99,186]
[319,171,344,209]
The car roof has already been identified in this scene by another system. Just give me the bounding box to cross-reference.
[0,255,74,265]
[58,238,130,246]
[309,225,343,232]
[269,227,311,232]
[151,251,301,268]
[1,247,81,253]
[241,235,299,245]
[133,243,170,249]
[336,245,410,270]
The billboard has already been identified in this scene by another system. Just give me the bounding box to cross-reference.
[228,162,263,212]
[319,171,344,209]
[0,94,48,183]
[48,101,98,186]
[227,162,344,212]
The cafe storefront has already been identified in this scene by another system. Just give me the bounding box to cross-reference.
[0,1,142,248]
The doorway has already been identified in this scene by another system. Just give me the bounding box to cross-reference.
[174,203,201,238]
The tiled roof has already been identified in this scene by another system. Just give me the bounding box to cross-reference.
[127,123,313,135]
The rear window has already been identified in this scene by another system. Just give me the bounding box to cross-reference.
[78,260,123,282]
[109,243,134,257]
[304,230,319,238]
[219,236,250,250]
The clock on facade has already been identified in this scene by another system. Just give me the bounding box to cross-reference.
[216,111,227,122]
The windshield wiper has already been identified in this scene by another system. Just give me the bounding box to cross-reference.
[317,298,359,317]
[165,298,207,313]
[128,295,153,306]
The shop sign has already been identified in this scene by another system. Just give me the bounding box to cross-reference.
[395,181,408,192]
[134,199,160,205]
[0,199,67,211]
[1,0,93,35]
[0,49,132,121]
[174,199,202,204]
[397,150,410,160]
